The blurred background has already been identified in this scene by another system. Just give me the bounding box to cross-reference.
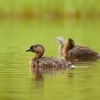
[0,0,100,19]
[0,0,100,55]
[0,0,100,100]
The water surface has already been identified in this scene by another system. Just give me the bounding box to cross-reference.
[0,19,100,100]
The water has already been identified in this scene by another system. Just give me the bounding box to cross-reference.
[0,18,100,100]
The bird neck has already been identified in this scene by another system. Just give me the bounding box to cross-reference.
[29,53,43,72]
[63,41,74,54]
[31,53,43,62]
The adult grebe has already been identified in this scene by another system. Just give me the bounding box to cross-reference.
[26,44,74,72]
[55,37,100,62]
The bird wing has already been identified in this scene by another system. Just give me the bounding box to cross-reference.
[37,57,72,69]
[67,46,98,61]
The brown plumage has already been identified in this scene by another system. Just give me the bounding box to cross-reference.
[55,37,100,62]
[26,44,74,72]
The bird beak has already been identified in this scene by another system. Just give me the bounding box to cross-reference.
[25,49,31,52]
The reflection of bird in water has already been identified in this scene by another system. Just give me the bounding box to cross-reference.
[26,44,74,72]
[34,70,43,81]
[55,37,100,62]
[30,70,44,90]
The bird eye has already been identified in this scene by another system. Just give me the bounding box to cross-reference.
[33,46,36,49]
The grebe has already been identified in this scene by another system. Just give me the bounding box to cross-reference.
[26,44,74,72]
[55,37,100,62]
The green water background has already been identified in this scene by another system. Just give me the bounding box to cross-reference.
[0,0,100,100]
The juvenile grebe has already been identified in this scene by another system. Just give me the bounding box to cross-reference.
[55,37,100,62]
[26,44,74,71]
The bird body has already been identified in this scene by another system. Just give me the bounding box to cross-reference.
[65,45,99,62]
[55,37,100,62]
[26,44,73,72]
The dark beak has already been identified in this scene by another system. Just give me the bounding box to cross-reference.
[25,49,31,52]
